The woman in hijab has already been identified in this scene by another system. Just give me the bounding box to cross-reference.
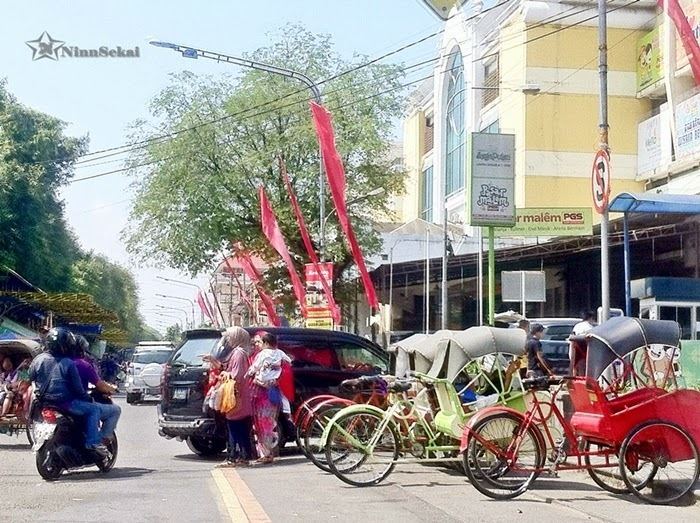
[210,327,254,467]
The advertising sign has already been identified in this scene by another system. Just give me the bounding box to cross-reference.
[676,91,700,159]
[637,111,672,176]
[304,262,334,328]
[493,208,592,237]
[469,132,516,227]
[676,0,700,70]
[636,27,663,92]
[591,149,611,215]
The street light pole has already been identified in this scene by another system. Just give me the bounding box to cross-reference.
[156,293,196,327]
[597,0,610,322]
[149,40,327,259]
[154,305,191,328]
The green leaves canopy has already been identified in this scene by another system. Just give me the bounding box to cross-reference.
[125,26,406,293]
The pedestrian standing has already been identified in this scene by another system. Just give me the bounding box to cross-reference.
[572,311,597,336]
[247,332,291,465]
[525,323,554,378]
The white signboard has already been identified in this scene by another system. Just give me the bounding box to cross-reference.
[676,91,700,159]
[637,111,672,176]
[469,132,516,227]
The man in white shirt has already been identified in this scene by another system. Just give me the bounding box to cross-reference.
[572,311,596,336]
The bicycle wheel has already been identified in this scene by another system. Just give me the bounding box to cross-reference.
[305,404,347,473]
[463,412,544,500]
[325,410,400,487]
[584,441,657,495]
[620,421,700,505]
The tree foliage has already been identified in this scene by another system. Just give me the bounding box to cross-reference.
[0,80,86,291]
[71,252,148,343]
[125,25,406,301]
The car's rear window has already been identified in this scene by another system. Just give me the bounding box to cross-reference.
[133,350,172,364]
[543,325,575,340]
[171,337,220,367]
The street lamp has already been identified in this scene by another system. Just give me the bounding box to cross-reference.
[441,83,540,328]
[157,275,224,327]
[156,293,196,326]
[154,304,192,328]
[321,187,386,232]
[149,40,328,259]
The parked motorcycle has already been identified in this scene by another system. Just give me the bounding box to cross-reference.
[31,391,118,481]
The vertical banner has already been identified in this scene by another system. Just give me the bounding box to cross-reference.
[232,243,281,327]
[259,187,308,317]
[662,0,700,85]
[310,102,379,310]
[305,262,334,329]
[469,132,516,227]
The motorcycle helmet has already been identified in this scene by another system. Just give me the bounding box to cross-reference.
[74,335,90,358]
[45,327,77,357]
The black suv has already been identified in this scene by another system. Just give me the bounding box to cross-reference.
[157,327,388,456]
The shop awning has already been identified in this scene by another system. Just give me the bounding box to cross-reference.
[609,192,700,214]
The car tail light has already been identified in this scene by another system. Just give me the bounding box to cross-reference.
[161,364,171,388]
[41,408,59,423]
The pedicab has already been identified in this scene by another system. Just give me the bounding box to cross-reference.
[462,316,700,505]
[0,338,42,443]
[319,326,530,486]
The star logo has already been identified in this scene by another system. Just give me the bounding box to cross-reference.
[26,31,65,61]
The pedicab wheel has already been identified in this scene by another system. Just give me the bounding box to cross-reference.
[463,412,545,500]
[97,434,119,472]
[35,446,62,481]
[620,421,700,505]
[324,410,399,487]
[584,441,657,495]
[26,423,34,446]
[305,404,346,473]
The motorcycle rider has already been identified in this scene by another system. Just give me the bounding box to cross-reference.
[71,336,121,444]
[28,327,108,454]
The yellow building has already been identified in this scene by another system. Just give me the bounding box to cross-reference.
[402,0,655,226]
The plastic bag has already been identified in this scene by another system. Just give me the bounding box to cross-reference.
[218,379,237,414]
[267,386,282,407]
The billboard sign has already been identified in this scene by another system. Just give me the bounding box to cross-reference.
[304,262,334,327]
[493,207,592,237]
[636,27,663,92]
[676,91,700,159]
[469,132,516,227]
[637,111,672,176]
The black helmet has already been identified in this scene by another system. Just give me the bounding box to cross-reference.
[74,335,90,358]
[45,327,77,357]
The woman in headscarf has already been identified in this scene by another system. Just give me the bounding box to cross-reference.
[209,327,254,467]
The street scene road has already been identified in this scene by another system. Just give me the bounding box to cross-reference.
[2,396,698,523]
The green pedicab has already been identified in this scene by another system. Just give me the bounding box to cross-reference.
[320,326,529,486]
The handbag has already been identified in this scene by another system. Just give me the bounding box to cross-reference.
[218,377,237,414]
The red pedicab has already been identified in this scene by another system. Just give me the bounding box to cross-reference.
[461,316,700,505]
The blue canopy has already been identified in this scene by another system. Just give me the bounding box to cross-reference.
[609,192,700,214]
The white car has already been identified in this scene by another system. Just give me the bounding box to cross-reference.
[125,343,175,404]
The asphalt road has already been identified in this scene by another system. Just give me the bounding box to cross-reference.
[0,395,226,523]
[1,398,698,522]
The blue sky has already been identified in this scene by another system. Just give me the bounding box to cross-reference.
[2,0,441,332]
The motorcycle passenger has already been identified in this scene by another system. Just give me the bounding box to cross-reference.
[28,328,107,454]
[71,336,121,445]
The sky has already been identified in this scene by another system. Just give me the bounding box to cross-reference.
[2,0,442,334]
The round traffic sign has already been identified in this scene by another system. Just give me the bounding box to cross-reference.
[591,149,611,214]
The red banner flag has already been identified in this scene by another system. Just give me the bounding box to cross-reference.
[278,157,340,324]
[232,244,281,327]
[196,290,214,324]
[660,0,700,85]
[259,187,308,317]
[310,102,379,310]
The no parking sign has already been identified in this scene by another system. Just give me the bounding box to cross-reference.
[591,149,611,214]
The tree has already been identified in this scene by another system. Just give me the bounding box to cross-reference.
[124,25,406,305]
[0,80,87,290]
[71,252,147,343]
[163,324,182,344]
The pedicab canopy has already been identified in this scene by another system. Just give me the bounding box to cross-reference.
[585,316,681,379]
[0,339,42,360]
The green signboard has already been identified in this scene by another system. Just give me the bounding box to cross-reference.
[681,340,700,388]
[637,27,663,92]
[493,207,593,237]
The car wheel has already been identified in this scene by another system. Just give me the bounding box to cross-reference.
[186,436,226,457]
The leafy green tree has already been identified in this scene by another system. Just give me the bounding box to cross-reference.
[125,25,406,306]
[0,80,87,290]
[71,252,147,343]
[163,323,182,344]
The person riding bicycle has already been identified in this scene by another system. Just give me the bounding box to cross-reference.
[28,327,108,454]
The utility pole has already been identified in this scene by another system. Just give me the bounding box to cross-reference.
[598,0,610,322]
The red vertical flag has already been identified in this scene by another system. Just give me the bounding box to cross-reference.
[310,102,379,310]
[196,290,214,324]
[259,187,308,317]
[278,157,341,324]
[660,0,700,85]
[232,244,281,327]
